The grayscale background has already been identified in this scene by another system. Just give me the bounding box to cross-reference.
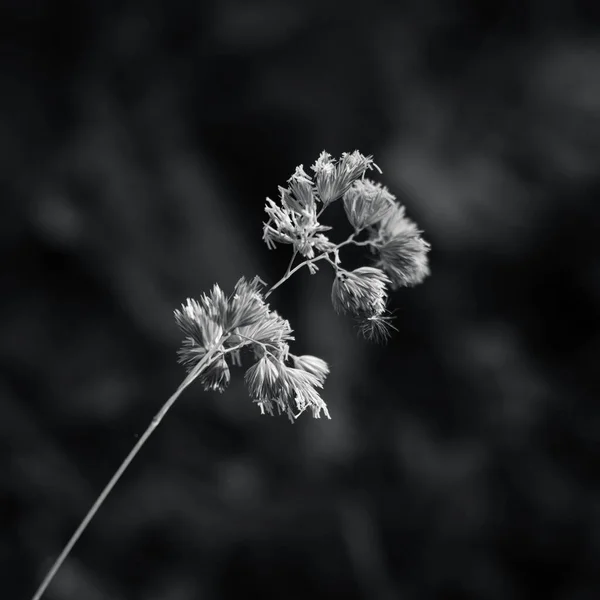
[1,1,599,599]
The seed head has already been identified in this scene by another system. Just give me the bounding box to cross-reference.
[175,298,224,371]
[285,166,317,214]
[245,358,330,421]
[263,194,332,259]
[374,205,431,289]
[343,178,396,231]
[244,355,282,400]
[292,354,330,385]
[199,356,231,393]
[355,313,398,343]
[227,276,270,330]
[331,266,390,317]
[278,365,330,420]
[311,150,379,206]
[236,309,294,358]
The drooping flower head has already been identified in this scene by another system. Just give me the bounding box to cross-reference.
[331,266,390,317]
[174,276,328,417]
[311,150,379,206]
[263,166,334,259]
[245,357,330,421]
[372,204,431,289]
[292,354,330,385]
[343,178,396,231]
[174,298,224,367]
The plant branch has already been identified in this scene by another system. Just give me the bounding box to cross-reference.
[31,342,245,600]
[265,233,380,298]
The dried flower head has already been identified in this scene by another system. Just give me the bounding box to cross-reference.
[283,366,329,419]
[331,266,390,317]
[236,309,294,357]
[174,298,225,371]
[245,357,330,421]
[292,354,330,385]
[373,205,431,289]
[263,190,333,259]
[343,179,396,231]
[244,354,281,400]
[284,165,317,214]
[226,276,270,330]
[311,150,379,206]
[200,356,231,393]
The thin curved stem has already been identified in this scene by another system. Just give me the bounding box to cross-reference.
[265,232,380,298]
[31,343,244,600]
[265,252,331,298]
[284,249,298,277]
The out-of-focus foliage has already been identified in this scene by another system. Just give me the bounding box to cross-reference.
[1,1,599,599]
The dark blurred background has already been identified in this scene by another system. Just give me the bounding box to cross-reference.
[2,1,600,599]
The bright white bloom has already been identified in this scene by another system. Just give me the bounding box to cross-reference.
[222,276,270,330]
[174,298,224,370]
[311,150,379,206]
[343,179,396,231]
[244,355,281,400]
[262,164,335,259]
[292,354,330,385]
[235,309,294,358]
[200,356,231,393]
[245,358,330,421]
[284,166,317,214]
[262,197,333,259]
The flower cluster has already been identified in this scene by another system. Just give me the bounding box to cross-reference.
[263,165,334,259]
[331,267,390,317]
[263,152,377,259]
[245,355,329,420]
[176,150,431,420]
[312,150,379,206]
[175,276,329,421]
[343,179,396,231]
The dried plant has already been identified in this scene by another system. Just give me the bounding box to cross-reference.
[31,150,430,600]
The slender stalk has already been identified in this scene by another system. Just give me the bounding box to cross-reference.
[265,252,331,298]
[284,249,298,277]
[31,343,244,600]
[265,233,371,298]
[33,227,375,599]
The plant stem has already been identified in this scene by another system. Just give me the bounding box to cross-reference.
[265,233,375,298]
[30,343,246,600]
[284,249,298,276]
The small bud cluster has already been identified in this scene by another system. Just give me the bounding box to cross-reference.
[175,277,329,421]
[176,150,431,420]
